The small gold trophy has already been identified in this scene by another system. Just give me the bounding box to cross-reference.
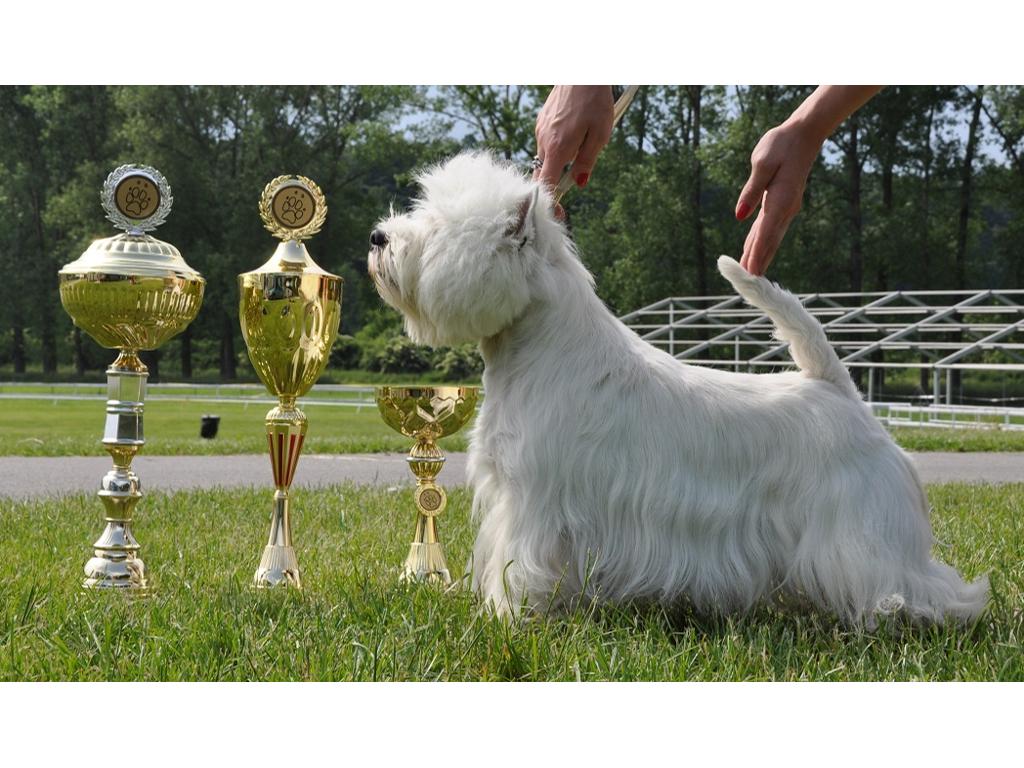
[239,176,342,589]
[375,387,479,583]
[59,165,205,590]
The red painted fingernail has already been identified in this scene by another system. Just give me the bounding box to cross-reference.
[576,172,589,188]
[736,202,751,220]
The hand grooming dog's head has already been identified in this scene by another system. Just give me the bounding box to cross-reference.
[368,152,553,347]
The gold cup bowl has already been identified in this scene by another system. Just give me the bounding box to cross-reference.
[376,386,479,583]
[59,235,204,351]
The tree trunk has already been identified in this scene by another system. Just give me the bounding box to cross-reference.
[921,100,935,278]
[635,86,648,157]
[878,129,896,291]
[11,326,26,375]
[956,87,984,290]
[181,325,193,380]
[73,326,85,377]
[30,188,57,375]
[40,307,57,375]
[874,109,901,391]
[919,99,936,394]
[688,85,707,297]
[140,350,160,382]
[844,113,865,388]
[950,87,984,403]
[220,312,237,380]
[847,113,864,293]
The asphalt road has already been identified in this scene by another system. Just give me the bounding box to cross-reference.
[0,452,1021,500]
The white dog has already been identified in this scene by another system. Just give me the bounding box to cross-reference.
[368,151,988,628]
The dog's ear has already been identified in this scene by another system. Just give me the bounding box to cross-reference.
[504,186,540,246]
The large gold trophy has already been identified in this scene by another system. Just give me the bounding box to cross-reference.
[376,387,478,583]
[59,165,205,590]
[239,176,342,589]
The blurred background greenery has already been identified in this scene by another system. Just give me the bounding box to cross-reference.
[1,85,1021,383]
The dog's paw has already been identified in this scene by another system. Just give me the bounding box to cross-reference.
[875,593,906,615]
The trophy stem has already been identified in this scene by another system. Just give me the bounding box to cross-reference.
[254,401,306,589]
[403,437,451,584]
[84,350,148,591]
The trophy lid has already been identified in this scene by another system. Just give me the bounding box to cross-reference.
[240,174,342,280]
[58,165,201,281]
[58,165,205,352]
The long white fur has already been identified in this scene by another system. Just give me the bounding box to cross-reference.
[369,151,989,628]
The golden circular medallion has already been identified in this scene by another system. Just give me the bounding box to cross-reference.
[259,175,327,242]
[416,486,445,516]
[114,175,161,221]
[271,184,316,230]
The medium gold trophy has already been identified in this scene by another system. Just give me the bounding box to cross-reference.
[59,165,205,590]
[239,176,342,589]
[375,387,478,583]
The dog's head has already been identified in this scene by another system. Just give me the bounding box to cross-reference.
[368,151,555,347]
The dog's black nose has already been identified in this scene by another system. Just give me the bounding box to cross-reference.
[370,229,388,248]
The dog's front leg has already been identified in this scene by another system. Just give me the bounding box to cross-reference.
[470,505,524,617]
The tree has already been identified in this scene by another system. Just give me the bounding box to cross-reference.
[114,85,420,379]
[1,85,1020,382]
[430,86,541,160]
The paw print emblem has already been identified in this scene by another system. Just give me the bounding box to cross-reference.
[280,193,305,225]
[123,184,151,217]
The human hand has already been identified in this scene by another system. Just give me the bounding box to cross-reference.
[735,122,823,276]
[534,86,614,195]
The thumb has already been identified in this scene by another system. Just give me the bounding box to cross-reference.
[735,161,774,221]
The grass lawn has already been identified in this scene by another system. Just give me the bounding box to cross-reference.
[0,398,469,456]
[884,427,1024,453]
[2,396,1023,456]
[0,482,1020,681]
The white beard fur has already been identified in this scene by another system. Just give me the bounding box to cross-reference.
[369,151,988,629]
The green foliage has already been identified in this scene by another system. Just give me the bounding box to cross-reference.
[329,335,362,370]
[0,482,1020,680]
[435,344,484,381]
[368,335,434,374]
[1,85,1023,381]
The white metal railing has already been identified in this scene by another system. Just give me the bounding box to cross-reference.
[621,287,1024,424]
[0,382,379,408]
[871,402,1024,431]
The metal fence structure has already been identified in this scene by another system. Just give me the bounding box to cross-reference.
[620,288,1024,429]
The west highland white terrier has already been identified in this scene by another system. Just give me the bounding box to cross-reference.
[368,151,988,628]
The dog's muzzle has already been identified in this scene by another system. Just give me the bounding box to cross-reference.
[368,229,389,285]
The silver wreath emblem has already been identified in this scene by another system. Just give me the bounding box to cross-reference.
[101,164,173,234]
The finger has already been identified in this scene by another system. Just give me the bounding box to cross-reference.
[745,205,793,276]
[537,140,574,190]
[736,163,773,220]
[740,213,762,272]
[568,124,612,188]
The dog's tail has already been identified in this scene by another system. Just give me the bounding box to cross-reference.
[717,256,859,400]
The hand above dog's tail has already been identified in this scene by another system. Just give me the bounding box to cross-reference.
[717,256,860,400]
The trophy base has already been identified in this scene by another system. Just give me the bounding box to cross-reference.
[402,542,451,585]
[254,545,301,589]
[83,552,148,592]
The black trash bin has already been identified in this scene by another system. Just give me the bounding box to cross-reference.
[200,414,220,439]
